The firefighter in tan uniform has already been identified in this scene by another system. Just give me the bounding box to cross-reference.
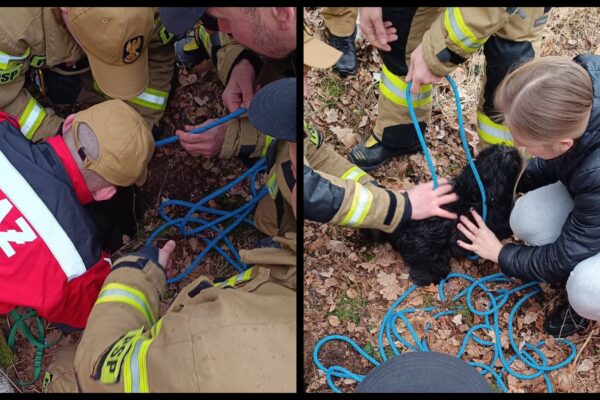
[304,27,458,233]
[0,7,174,142]
[348,7,551,171]
[44,79,297,393]
[321,7,359,75]
[160,8,296,164]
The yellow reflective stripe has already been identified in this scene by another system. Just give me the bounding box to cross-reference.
[340,166,367,182]
[93,80,168,110]
[100,327,144,385]
[96,282,156,326]
[379,64,432,107]
[0,47,30,69]
[128,87,169,111]
[214,267,255,287]
[122,320,163,392]
[261,135,274,157]
[267,172,278,199]
[476,111,514,146]
[444,7,487,54]
[340,182,374,227]
[197,25,211,51]
[18,98,46,140]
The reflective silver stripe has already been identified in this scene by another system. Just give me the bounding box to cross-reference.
[381,72,432,104]
[0,47,30,69]
[477,118,512,142]
[129,339,143,392]
[136,91,167,108]
[97,289,154,325]
[18,99,45,139]
[446,8,482,50]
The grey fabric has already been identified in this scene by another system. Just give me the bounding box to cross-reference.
[510,181,574,246]
[0,369,13,393]
[566,253,600,321]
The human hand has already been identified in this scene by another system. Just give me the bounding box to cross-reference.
[222,58,256,113]
[359,7,398,51]
[175,119,228,158]
[158,240,176,272]
[406,44,443,95]
[407,178,459,220]
[456,209,503,263]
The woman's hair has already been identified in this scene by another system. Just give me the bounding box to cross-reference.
[494,56,593,142]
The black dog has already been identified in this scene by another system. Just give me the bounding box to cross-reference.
[387,145,523,286]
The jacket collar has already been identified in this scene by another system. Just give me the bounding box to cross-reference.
[45,135,93,205]
[41,8,85,67]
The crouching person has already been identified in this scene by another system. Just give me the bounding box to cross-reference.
[0,99,154,331]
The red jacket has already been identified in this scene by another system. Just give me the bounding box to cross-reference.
[0,112,110,328]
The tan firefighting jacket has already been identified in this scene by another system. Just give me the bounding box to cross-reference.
[0,7,174,141]
[72,233,296,392]
[304,123,411,233]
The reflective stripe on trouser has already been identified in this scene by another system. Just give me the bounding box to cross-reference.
[340,166,367,182]
[476,111,513,146]
[95,282,156,326]
[18,98,46,140]
[443,7,488,53]
[214,267,256,288]
[267,172,279,199]
[373,65,432,141]
[339,182,373,227]
[261,135,274,157]
[0,47,30,69]
[123,319,163,393]
[93,81,168,111]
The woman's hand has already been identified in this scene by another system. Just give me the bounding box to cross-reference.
[456,209,503,263]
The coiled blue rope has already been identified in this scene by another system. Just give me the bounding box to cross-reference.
[154,107,248,147]
[406,76,486,261]
[149,107,267,284]
[313,273,576,393]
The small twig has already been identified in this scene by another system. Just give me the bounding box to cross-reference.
[155,162,171,210]
[573,327,598,366]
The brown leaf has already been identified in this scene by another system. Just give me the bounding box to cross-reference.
[328,315,341,327]
[330,126,358,148]
[577,359,593,373]
[346,288,358,299]
[323,108,339,123]
[377,271,403,301]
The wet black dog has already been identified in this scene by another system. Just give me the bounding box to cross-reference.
[387,145,523,286]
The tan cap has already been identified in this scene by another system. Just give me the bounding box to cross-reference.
[68,7,154,99]
[303,23,342,69]
[72,100,155,187]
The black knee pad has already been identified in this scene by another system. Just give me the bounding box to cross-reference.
[43,70,83,104]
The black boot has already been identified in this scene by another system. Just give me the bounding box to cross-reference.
[348,123,424,171]
[325,28,358,76]
[543,302,590,338]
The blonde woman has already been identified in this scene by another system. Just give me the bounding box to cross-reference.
[456,55,600,337]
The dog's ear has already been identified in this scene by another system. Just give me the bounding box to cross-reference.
[475,145,523,204]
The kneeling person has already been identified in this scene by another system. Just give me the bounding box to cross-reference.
[0,99,154,330]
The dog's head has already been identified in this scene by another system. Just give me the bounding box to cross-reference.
[453,145,524,207]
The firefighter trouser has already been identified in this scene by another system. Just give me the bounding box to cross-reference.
[374,7,547,149]
[321,7,358,37]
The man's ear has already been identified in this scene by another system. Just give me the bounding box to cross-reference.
[271,7,294,29]
[92,186,117,201]
[559,138,574,153]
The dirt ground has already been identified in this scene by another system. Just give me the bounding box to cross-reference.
[0,58,263,392]
[304,7,600,393]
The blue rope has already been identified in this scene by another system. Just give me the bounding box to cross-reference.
[154,107,248,147]
[312,273,576,393]
[149,107,267,284]
[406,76,487,260]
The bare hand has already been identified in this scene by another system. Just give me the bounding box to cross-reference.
[222,58,256,112]
[406,44,443,95]
[456,209,503,263]
[407,178,459,220]
[176,120,228,158]
[359,7,398,51]
[158,240,176,272]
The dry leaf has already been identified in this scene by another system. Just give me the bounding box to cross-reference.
[377,271,403,301]
[346,288,358,299]
[330,126,358,148]
[328,315,341,327]
[577,359,593,373]
[324,108,338,123]
[452,314,463,326]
